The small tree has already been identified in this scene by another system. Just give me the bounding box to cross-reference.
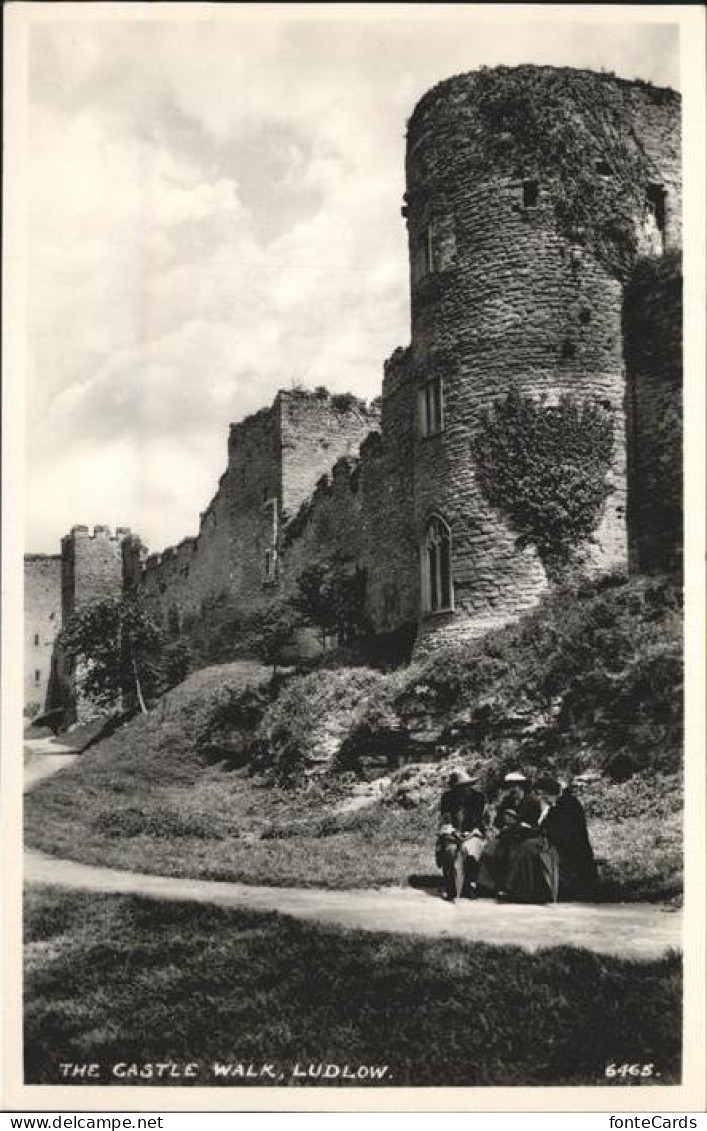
[59,594,164,714]
[292,562,335,648]
[248,605,301,678]
[292,559,368,648]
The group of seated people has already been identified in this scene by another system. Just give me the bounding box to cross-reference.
[435,767,597,904]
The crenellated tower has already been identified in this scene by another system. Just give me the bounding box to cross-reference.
[55,524,135,719]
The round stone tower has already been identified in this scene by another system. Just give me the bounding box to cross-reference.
[403,65,681,650]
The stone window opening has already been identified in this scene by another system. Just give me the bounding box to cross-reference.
[262,498,279,585]
[412,225,434,283]
[421,516,453,615]
[34,670,41,685]
[646,184,667,233]
[522,180,539,208]
[34,633,40,646]
[595,160,612,177]
[419,377,444,437]
[641,183,667,256]
[561,338,577,361]
[264,548,278,584]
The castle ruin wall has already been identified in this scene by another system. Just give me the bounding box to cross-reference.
[24,555,61,713]
[26,67,683,677]
[137,390,381,632]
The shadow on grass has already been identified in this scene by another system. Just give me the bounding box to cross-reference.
[24,885,683,1088]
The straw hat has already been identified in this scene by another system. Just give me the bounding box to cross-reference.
[449,768,475,786]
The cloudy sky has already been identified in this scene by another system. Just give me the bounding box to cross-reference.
[22,7,680,554]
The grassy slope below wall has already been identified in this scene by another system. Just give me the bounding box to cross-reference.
[24,576,682,899]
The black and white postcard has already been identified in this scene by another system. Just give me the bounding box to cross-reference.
[3,1,705,1114]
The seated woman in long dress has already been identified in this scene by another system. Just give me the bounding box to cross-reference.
[542,778,597,900]
[497,775,561,904]
[476,770,529,895]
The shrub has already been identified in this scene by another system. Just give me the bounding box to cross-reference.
[198,679,277,768]
[255,667,389,779]
[181,592,245,666]
[374,573,682,779]
[330,392,362,413]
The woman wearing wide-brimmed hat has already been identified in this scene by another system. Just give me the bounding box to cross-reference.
[477,770,531,895]
[497,774,561,904]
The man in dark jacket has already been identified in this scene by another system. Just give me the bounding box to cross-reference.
[436,769,487,902]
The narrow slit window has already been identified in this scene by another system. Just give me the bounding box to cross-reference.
[34,633,40,646]
[419,377,443,436]
[34,670,41,685]
[412,225,434,283]
[264,548,278,584]
[522,180,539,208]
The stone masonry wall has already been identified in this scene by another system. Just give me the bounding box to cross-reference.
[139,403,280,630]
[403,69,680,653]
[624,253,683,575]
[137,390,380,632]
[280,390,379,518]
[24,555,61,713]
[280,354,417,637]
[626,85,682,254]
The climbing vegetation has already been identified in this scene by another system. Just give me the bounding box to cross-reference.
[472,388,615,578]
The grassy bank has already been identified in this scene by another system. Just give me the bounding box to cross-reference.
[24,753,682,898]
[24,691,682,900]
[24,885,682,1088]
[23,577,683,900]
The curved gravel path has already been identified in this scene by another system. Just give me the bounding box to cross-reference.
[24,848,681,960]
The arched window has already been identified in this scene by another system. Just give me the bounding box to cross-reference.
[421,517,453,614]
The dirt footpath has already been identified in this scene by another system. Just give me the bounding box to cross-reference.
[23,737,79,790]
[24,847,681,960]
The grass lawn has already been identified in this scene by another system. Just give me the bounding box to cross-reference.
[24,885,682,1088]
[23,661,682,900]
[24,762,682,899]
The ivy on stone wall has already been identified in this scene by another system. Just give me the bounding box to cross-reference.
[473,389,615,578]
[411,66,668,279]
